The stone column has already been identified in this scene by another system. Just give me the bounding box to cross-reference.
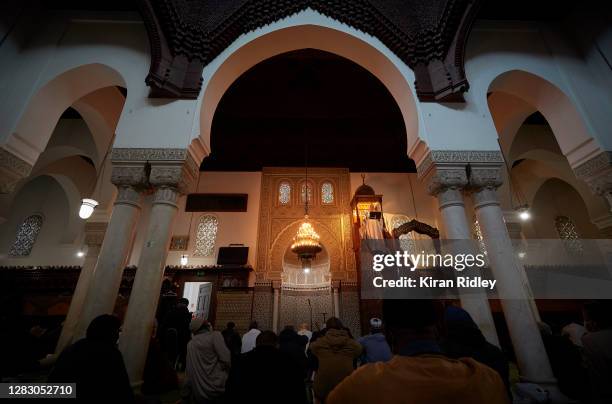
[420,158,499,345]
[75,163,146,339]
[468,165,559,392]
[118,150,199,384]
[332,281,340,319]
[55,222,107,353]
[272,281,281,333]
[504,213,541,323]
[120,186,180,383]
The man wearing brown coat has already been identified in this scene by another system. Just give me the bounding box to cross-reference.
[310,317,362,403]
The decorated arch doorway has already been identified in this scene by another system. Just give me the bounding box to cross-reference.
[280,243,333,330]
[252,168,361,336]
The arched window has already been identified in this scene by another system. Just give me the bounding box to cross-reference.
[194,215,218,257]
[279,182,291,205]
[301,182,313,204]
[321,182,334,204]
[9,214,43,257]
[555,215,583,253]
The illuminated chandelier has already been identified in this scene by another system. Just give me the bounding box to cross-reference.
[291,142,322,273]
[291,217,322,273]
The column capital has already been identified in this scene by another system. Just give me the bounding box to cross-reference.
[84,222,108,247]
[471,186,500,210]
[115,185,142,207]
[111,148,199,195]
[110,165,148,188]
[0,147,33,194]
[467,165,504,190]
[152,186,179,208]
[418,150,504,196]
[424,167,468,196]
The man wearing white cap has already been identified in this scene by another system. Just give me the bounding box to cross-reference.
[357,318,392,364]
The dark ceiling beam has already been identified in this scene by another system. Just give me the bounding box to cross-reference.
[138,0,481,102]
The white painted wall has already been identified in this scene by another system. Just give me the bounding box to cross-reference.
[0,8,197,165]
[147,172,263,269]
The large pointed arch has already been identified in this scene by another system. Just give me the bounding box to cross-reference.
[6,63,126,166]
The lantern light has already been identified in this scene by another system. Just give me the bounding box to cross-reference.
[180,254,189,266]
[517,205,531,221]
[79,198,99,219]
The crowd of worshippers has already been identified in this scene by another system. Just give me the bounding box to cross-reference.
[1,299,611,404]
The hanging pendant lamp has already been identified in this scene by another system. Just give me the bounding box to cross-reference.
[291,139,322,273]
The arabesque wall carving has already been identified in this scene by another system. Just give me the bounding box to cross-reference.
[256,168,356,282]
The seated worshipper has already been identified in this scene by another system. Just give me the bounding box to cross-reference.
[327,300,509,404]
[241,321,261,353]
[441,305,511,398]
[582,300,612,404]
[48,314,134,403]
[183,319,231,404]
[310,317,362,403]
[226,331,307,404]
[358,318,392,364]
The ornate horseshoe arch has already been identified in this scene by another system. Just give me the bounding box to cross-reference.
[268,218,343,282]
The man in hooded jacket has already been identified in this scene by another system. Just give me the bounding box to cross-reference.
[310,317,361,402]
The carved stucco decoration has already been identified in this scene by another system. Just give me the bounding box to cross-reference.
[418,150,504,198]
[0,147,33,194]
[573,151,612,210]
[110,148,199,194]
[417,150,504,179]
[138,0,481,102]
[256,168,355,282]
[467,166,504,190]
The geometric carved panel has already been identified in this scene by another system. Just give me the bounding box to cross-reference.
[256,168,356,282]
[215,290,254,334]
